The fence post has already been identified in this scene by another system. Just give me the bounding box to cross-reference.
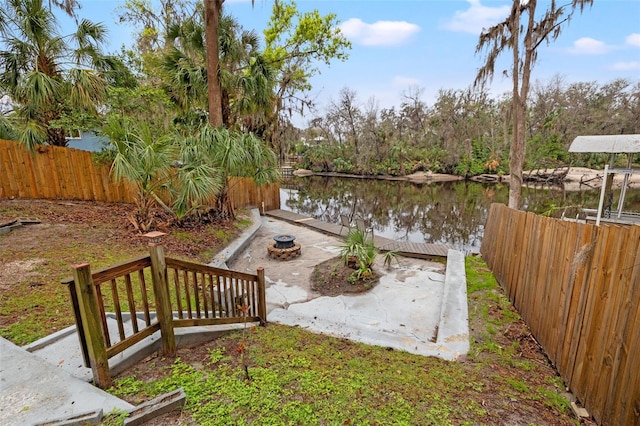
[148,241,176,356]
[72,263,111,389]
[257,267,267,324]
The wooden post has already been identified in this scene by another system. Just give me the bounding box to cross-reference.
[62,279,90,368]
[72,263,111,389]
[148,242,176,356]
[256,267,267,325]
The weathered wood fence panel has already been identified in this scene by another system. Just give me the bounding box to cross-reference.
[0,139,281,210]
[481,203,640,426]
[0,139,135,202]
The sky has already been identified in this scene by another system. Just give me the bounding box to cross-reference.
[61,0,640,126]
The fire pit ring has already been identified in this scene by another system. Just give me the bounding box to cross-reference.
[273,234,296,249]
[268,235,301,260]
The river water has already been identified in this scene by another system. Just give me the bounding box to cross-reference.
[279,176,640,254]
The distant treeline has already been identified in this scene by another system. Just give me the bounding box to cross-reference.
[294,78,640,177]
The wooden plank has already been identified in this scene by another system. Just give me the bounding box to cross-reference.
[606,227,640,426]
[166,257,259,281]
[563,224,598,386]
[46,144,62,198]
[110,278,126,341]
[73,263,111,388]
[105,322,161,358]
[29,147,46,198]
[138,269,152,326]
[6,141,26,197]
[91,256,152,284]
[570,224,610,404]
[554,220,586,374]
[124,274,138,334]
[602,225,640,425]
[148,243,176,356]
[0,140,18,197]
[173,316,262,327]
[581,225,622,422]
[544,219,573,365]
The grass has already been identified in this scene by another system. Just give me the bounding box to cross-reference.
[105,255,579,425]
[0,235,143,345]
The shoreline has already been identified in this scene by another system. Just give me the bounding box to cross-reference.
[291,167,640,190]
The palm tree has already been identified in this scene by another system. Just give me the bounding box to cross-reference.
[161,11,274,130]
[108,117,178,232]
[189,125,280,219]
[0,0,114,150]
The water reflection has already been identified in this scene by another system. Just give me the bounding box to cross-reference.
[280,176,640,254]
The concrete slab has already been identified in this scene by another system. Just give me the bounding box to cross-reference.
[0,337,133,426]
[228,215,469,359]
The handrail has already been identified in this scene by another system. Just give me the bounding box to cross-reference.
[64,247,266,389]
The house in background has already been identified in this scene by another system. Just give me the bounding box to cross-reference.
[65,130,109,152]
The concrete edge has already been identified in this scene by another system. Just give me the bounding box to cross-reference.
[124,389,186,426]
[436,249,470,359]
[23,324,78,352]
[208,208,262,269]
[33,409,103,426]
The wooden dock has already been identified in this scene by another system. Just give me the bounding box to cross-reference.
[265,209,452,259]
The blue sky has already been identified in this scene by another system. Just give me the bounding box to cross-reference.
[64,0,640,125]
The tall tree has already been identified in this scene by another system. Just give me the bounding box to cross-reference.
[204,0,223,126]
[474,0,593,209]
[0,0,115,150]
[263,0,351,160]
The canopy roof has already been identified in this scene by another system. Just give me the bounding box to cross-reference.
[569,134,640,153]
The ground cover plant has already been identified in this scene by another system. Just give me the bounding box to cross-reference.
[0,199,591,425]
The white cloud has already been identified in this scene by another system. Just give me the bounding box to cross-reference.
[392,76,422,87]
[442,0,510,35]
[608,61,640,71]
[569,37,611,55]
[626,33,640,47]
[339,18,420,46]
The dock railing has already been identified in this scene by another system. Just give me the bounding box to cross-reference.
[62,241,266,388]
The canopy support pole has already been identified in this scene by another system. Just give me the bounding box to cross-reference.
[617,155,632,218]
[596,164,608,227]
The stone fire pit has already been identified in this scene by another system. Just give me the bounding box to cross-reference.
[268,234,301,260]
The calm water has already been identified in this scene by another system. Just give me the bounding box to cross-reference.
[280,176,640,254]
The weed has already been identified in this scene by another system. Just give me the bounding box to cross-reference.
[101,409,129,426]
[208,347,225,364]
[508,378,530,393]
[537,386,571,414]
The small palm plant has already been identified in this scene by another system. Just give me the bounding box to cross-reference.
[340,228,378,282]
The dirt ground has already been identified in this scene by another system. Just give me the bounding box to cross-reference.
[0,198,239,264]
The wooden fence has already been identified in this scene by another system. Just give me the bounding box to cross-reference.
[0,139,280,210]
[62,241,267,388]
[481,203,640,426]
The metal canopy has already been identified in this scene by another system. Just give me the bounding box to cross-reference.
[569,134,640,153]
[568,134,639,226]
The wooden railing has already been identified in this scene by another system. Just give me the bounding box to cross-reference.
[481,203,640,426]
[62,242,266,388]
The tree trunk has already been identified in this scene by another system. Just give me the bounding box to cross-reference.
[204,0,223,127]
[508,3,523,210]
